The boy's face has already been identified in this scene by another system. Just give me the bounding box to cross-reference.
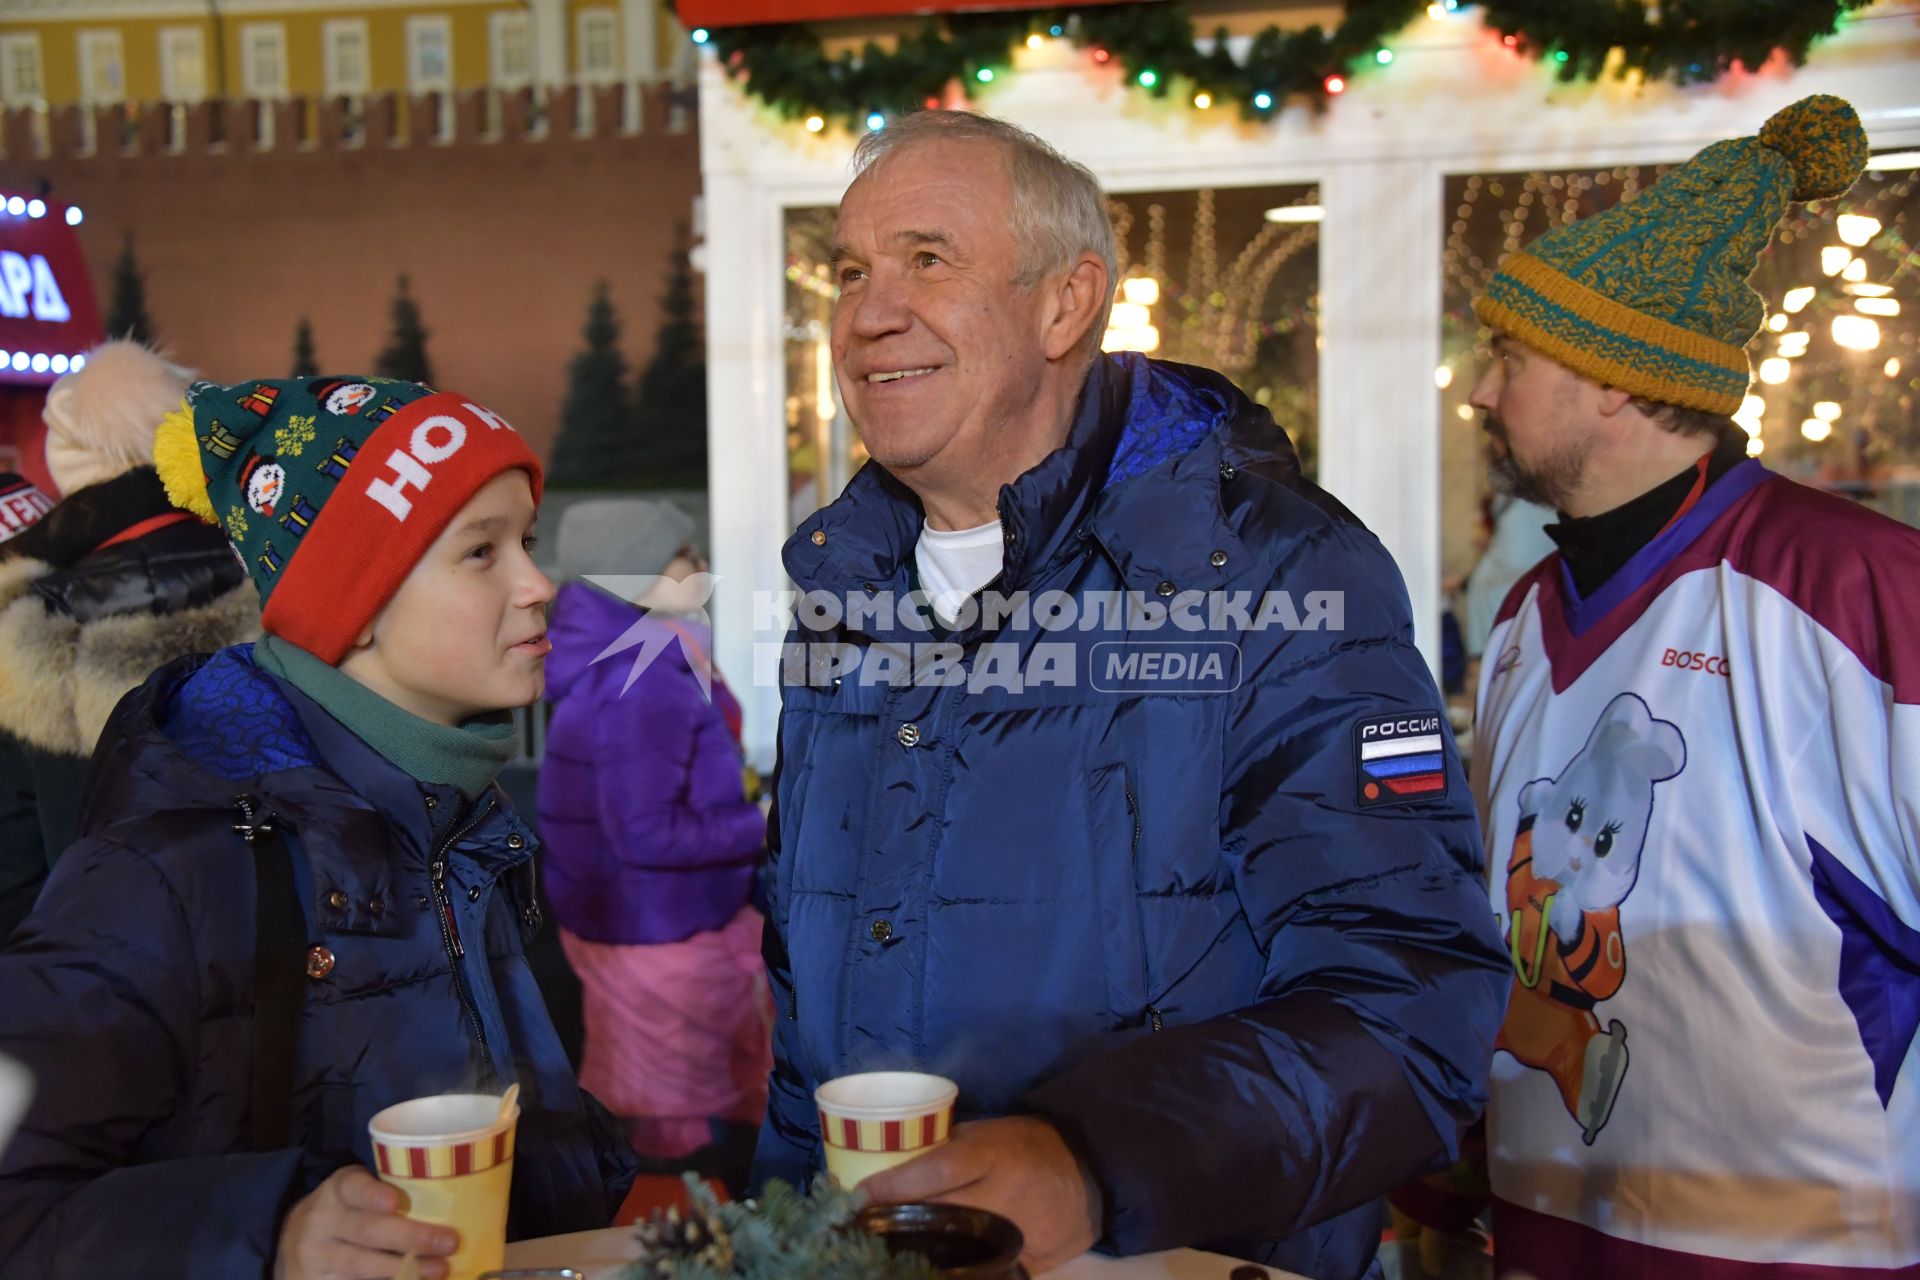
[342,470,554,725]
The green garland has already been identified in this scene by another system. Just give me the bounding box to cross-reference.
[688,0,1879,131]
[1480,0,1877,84]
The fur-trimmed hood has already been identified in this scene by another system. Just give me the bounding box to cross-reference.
[0,552,259,757]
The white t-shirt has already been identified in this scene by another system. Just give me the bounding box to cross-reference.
[915,519,1003,628]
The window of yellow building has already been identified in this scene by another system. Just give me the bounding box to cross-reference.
[490,12,533,89]
[0,34,44,107]
[77,31,124,106]
[158,28,206,104]
[323,20,371,98]
[241,24,289,100]
[577,9,620,85]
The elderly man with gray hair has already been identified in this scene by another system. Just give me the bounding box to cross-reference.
[756,111,1506,1278]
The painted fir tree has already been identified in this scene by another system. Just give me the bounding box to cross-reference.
[549,281,637,486]
[629,226,708,490]
[291,318,319,378]
[107,233,155,345]
[374,275,434,385]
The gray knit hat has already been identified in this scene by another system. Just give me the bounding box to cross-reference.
[555,497,696,581]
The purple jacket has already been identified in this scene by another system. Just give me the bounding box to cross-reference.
[537,582,765,945]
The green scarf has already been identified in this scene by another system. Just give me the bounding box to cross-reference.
[253,635,516,801]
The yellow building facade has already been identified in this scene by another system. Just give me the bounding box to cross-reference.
[0,0,689,108]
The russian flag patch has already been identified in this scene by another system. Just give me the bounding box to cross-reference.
[1354,712,1448,807]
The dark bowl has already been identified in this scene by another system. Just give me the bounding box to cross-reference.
[852,1202,1028,1279]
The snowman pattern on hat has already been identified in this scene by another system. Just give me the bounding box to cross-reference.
[313,379,379,417]
[239,450,287,517]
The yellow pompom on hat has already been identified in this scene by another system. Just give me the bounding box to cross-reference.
[1474,94,1870,415]
[152,401,217,523]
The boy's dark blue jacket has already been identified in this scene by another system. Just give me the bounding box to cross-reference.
[0,645,637,1278]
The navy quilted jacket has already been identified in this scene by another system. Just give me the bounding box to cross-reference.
[753,355,1508,1279]
[0,646,636,1279]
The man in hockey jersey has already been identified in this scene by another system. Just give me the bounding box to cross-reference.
[1462,93,1920,1275]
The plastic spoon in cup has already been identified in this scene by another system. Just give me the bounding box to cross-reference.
[498,1083,520,1121]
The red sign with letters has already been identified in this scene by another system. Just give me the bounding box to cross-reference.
[0,194,104,388]
[678,0,1137,27]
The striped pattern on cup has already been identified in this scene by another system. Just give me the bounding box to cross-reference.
[818,1105,953,1154]
[373,1125,517,1180]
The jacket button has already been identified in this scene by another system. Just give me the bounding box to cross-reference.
[896,722,921,749]
[367,896,385,916]
[1156,580,1175,597]
[870,920,893,943]
[424,795,438,811]
[326,890,349,911]
[507,834,525,849]
[1219,463,1236,480]
[416,894,430,908]
[1210,550,1228,568]
[306,946,336,980]
[811,529,827,546]
[467,885,482,903]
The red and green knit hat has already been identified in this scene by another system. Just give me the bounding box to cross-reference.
[154,376,543,663]
[1474,94,1870,415]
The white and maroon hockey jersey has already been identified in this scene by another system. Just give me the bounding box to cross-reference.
[1474,461,1920,1277]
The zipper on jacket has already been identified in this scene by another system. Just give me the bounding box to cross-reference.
[1122,773,1161,1032]
[429,797,497,1073]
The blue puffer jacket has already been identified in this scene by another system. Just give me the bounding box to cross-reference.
[754,355,1508,1279]
[0,646,637,1279]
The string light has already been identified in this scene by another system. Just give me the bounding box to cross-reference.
[691,28,710,45]
[1781,285,1815,313]
[1836,214,1882,246]
[1375,49,1394,65]
[1832,315,1882,351]
[1026,34,1044,50]
[1253,91,1274,110]
[804,115,825,133]
[1193,92,1212,109]
[1323,74,1346,94]
[975,67,995,83]
[1801,417,1832,442]
[1137,69,1159,88]
[1092,48,1110,63]
[866,112,885,131]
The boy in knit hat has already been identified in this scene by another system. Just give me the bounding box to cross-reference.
[0,376,636,1279]
[1448,95,1920,1275]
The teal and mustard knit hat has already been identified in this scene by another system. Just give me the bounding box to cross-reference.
[154,376,542,663]
[1475,94,1870,415]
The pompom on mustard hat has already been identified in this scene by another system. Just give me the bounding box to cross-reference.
[1474,94,1871,415]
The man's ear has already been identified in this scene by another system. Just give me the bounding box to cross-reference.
[1041,253,1111,363]
[1595,384,1635,418]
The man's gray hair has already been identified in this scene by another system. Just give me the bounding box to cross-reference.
[851,111,1117,359]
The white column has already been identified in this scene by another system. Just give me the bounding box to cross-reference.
[703,93,796,769]
[1316,157,1445,674]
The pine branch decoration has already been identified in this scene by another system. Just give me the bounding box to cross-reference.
[625,1175,936,1280]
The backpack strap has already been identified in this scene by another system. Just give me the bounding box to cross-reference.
[234,794,303,1152]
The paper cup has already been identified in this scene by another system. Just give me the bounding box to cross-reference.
[369,1093,518,1280]
[815,1071,957,1188]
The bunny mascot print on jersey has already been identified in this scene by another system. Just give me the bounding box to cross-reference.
[1496,693,1684,1145]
